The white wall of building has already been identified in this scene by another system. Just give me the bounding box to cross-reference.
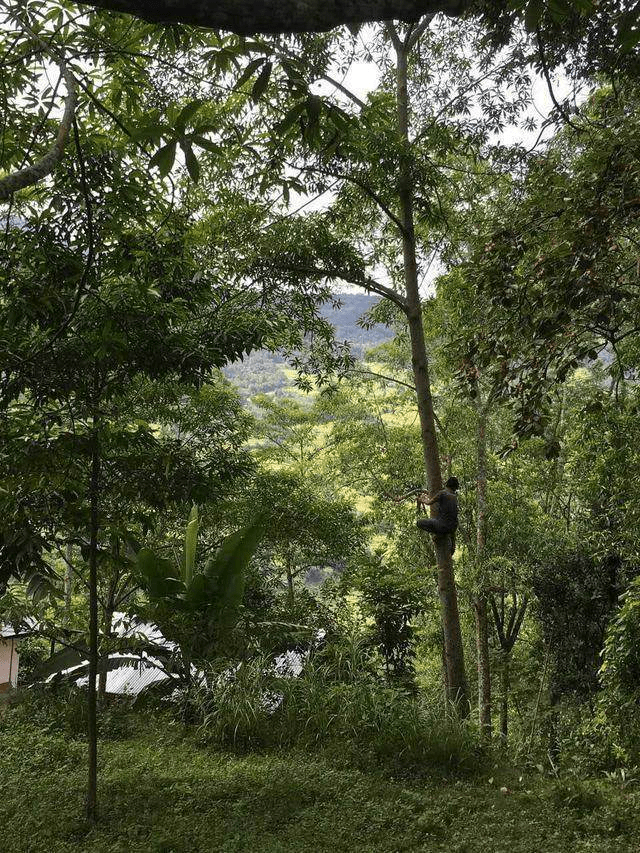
[0,638,19,688]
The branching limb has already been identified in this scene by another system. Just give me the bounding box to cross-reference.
[320,74,366,109]
[385,22,403,52]
[350,368,416,391]
[296,163,407,236]
[0,37,77,202]
[281,262,408,311]
[406,14,434,50]
[535,30,581,133]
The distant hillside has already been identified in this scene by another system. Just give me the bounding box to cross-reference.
[223,293,392,399]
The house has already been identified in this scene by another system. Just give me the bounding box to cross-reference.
[0,622,35,693]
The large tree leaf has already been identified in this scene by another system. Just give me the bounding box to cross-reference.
[183,504,199,586]
[137,548,183,600]
[205,519,265,621]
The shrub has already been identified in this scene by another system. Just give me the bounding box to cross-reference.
[598,576,640,765]
[3,686,145,741]
[190,655,482,776]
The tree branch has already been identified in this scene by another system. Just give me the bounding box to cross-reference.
[298,164,407,236]
[535,30,581,133]
[385,21,403,52]
[320,74,366,110]
[273,260,407,310]
[76,0,469,35]
[350,368,416,391]
[406,14,434,50]
[0,38,77,202]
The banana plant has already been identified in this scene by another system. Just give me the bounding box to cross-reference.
[136,505,265,681]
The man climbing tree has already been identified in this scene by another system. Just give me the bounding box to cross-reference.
[417,477,459,556]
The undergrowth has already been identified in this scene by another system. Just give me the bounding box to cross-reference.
[187,658,482,776]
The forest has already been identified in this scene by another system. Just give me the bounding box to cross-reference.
[1,1,640,851]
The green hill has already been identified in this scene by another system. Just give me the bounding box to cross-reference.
[223,293,392,399]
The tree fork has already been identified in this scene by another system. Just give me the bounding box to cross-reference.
[392,26,468,713]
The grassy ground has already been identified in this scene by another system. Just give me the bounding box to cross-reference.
[1,721,638,853]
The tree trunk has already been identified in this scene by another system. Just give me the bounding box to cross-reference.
[393,33,468,713]
[286,567,295,609]
[475,401,492,737]
[86,420,100,822]
[474,597,492,737]
[547,685,560,761]
[64,543,73,623]
[286,553,295,609]
[500,650,510,745]
[440,628,450,701]
[98,607,113,703]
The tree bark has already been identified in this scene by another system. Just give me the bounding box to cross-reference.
[393,32,468,713]
[0,36,77,203]
[76,0,469,35]
[500,649,510,745]
[286,561,295,610]
[98,607,113,703]
[474,596,491,737]
[474,400,492,737]
[64,544,73,623]
[86,419,100,823]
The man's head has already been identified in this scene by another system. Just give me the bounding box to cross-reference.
[445,476,459,492]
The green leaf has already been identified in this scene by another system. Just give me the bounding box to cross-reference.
[173,99,204,132]
[205,519,265,616]
[251,61,272,103]
[33,647,86,680]
[234,57,265,91]
[192,135,221,155]
[273,101,306,136]
[149,141,177,177]
[185,570,207,607]
[138,548,182,600]
[182,142,201,183]
[183,504,198,585]
[619,22,640,53]
[524,0,544,31]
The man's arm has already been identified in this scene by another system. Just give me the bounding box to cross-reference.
[417,491,440,514]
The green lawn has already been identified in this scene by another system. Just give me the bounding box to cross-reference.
[1,722,638,853]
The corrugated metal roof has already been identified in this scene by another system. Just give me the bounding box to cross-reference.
[75,655,173,696]
[1,618,38,639]
[111,613,177,651]
[36,619,324,698]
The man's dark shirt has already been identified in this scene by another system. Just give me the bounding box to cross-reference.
[434,489,458,530]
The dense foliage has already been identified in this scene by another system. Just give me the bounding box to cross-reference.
[2,0,640,846]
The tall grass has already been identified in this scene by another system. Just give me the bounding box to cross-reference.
[190,655,482,775]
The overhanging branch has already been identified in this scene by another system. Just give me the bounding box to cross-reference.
[282,263,408,311]
[75,0,470,35]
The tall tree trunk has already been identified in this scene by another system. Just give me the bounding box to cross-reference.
[393,31,468,712]
[474,597,492,737]
[475,401,492,737]
[98,607,113,703]
[86,418,100,822]
[64,543,73,623]
[441,628,450,701]
[500,650,510,745]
